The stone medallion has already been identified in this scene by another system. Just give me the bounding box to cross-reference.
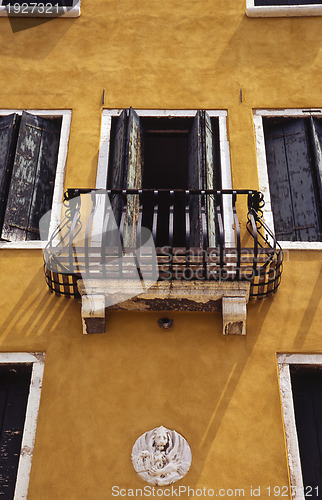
[131,426,192,486]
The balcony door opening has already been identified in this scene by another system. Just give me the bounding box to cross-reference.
[142,116,190,247]
[107,109,221,250]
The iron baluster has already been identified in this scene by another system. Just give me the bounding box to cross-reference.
[168,190,174,278]
[185,190,190,273]
[201,191,207,279]
[101,190,112,278]
[216,191,225,273]
[248,191,258,276]
[84,191,97,278]
[135,190,144,282]
[152,190,158,243]
[118,190,127,278]
[232,191,241,280]
[68,197,81,274]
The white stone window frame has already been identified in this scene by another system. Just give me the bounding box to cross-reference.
[0,109,71,250]
[0,352,45,500]
[246,0,322,17]
[96,109,235,248]
[277,353,322,500]
[0,0,80,17]
[253,108,322,250]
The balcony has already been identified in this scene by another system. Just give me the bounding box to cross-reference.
[43,189,283,335]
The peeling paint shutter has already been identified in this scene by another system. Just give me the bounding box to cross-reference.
[310,117,322,229]
[0,364,32,499]
[263,117,320,241]
[108,109,128,227]
[123,108,144,248]
[1,112,61,242]
[188,111,203,248]
[290,366,322,493]
[204,111,218,247]
[0,114,19,237]
[188,111,219,247]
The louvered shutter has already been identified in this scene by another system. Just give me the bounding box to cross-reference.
[123,107,144,248]
[310,117,322,230]
[264,117,320,241]
[108,109,128,228]
[188,110,218,248]
[0,114,19,237]
[204,111,217,247]
[1,112,61,242]
[0,364,32,499]
[290,366,322,493]
[188,111,203,248]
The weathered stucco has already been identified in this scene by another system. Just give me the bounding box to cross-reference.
[0,1,322,498]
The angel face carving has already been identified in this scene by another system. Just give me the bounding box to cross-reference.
[131,426,192,486]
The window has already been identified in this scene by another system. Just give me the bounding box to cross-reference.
[278,354,322,500]
[0,353,44,500]
[254,110,322,248]
[246,0,322,16]
[0,110,71,248]
[0,0,80,17]
[255,0,321,4]
[291,366,322,495]
[97,109,234,248]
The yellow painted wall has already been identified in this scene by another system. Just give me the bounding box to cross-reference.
[0,0,321,498]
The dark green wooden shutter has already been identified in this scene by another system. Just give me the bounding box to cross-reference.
[188,111,204,248]
[123,107,144,248]
[290,366,322,493]
[310,117,322,231]
[1,112,61,242]
[107,108,144,247]
[188,110,219,247]
[0,364,32,499]
[108,109,128,228]
[204,111,217,247]
[263,117,320,242]
[0,114,20,238]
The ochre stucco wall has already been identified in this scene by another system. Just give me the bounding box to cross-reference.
[0,0,321,498]
[0,251,321,498]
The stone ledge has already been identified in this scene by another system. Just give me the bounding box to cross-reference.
[77,280,250,335]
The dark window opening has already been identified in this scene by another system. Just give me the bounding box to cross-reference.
[263,116,322,242]
[255,0,321,6]
[0,364,32,500]
[3,0,74,5]
[290,365,322,493]
[107,110,221,248]
[142,117,190,247]
[143,117,190,189]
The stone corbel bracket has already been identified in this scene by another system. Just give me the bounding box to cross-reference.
[77,280,250,336]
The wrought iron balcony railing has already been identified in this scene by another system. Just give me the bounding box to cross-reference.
[43,188,283,299]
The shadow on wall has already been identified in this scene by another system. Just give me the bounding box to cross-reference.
[0,266,76,344]
[8,16,59,32]
[190,296,275,482]
[2,16,76,57]
[293,264,322,349]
